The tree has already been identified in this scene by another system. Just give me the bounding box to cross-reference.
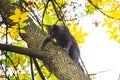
[1,0,120,80]
[0,0,89,80]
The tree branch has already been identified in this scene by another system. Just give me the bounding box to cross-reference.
[0,43,40,58]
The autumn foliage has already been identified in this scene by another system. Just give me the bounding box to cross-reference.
[0,0,120,80]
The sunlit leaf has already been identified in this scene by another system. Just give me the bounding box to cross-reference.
[15,8,21,17]
[66,22,88,45]
[20,12,29,22]
[41,66,50,77]
[0,59,6,64]
[82,32,89,36]
[56,21,63,25]
[20,29,26,33]
[19,74,25,80]
[9,8,29,22]
[118,38,120,44]
[9,15,19,22]
[9,28,19,39]
[15,40,27,47]
[89,73,96,79]
[86,4,96,15]
[20,23,27,28]
[12,24,18,29]
[108,22,113,28]
[9,8,20,22]
[57,0,65,5]
[49,74,58,80]
[10,0,16,3]
[35,73,42,80]
[8,52,16,57]
[44,14,53,25]
[0,27,6,34]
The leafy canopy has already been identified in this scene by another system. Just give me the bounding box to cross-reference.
[0,0,120,80]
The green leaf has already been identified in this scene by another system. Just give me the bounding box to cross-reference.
[0,59,6,64]
[10,0,16,3]
[44,14,54,25]
[86,4,96,15]
[20,23,27,28]
[9,52,15,57]
[56,21,63,25]
[11,40,27,47]
[25,75,32,80]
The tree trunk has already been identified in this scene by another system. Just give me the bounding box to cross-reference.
[0,0,89,80]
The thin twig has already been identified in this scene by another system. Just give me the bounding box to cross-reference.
[33,58,46,80]
[87,0,120,20]
[30,57,34,80]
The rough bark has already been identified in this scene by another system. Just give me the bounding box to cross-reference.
[0,0,90,80]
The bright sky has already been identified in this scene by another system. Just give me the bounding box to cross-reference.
[80,13,120,80]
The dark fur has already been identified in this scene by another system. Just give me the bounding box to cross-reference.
[40,25,84,72]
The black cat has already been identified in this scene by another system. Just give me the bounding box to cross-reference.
[40,25,84,72]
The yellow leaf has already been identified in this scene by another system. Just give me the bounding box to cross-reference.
[12,24,18,29]
[9,8,29,22]
[48,74,57,80]
[102,23,106,27]
[20,12,29,22]
[15,8,21,17]
[118,38,120,44]
[82,32,89,36]
[109,34,114,40]
[9,8,21,22]
[76,36,85,43]
[80,38,85,43]
[0,27,6,34]
[67,23,88,44]
[20,29,26,33]
[66,24,71,29]
[113,34,118,40]
[89,73,96,79]
[35,73,42,80]
[9,29,19,39]
[19,74,25,80]
[72,19,75,23]
[9,15,19,22]
[57,0,65,5]
[79,27,83,33]
[108,22,113,28]
[113,27,117,32]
